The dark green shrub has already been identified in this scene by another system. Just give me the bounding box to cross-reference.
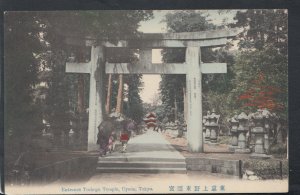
[269,144,287,158]
[243,159,288,180]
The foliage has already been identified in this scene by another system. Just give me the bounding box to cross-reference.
[41,10,153,130]
[233,9,287,54]
[4,11,153,151]
[269,143,287,158]
[123,75,144,123]
[231,9,287,117]
[158,9,288,136]
[4,12,44,150]
[164,11,216,33]
[231,45,287,118]
[159,75,185,121]
[243,159,288,179]
[43,50,73,143]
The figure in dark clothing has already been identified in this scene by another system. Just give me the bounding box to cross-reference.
[97,118,114,156]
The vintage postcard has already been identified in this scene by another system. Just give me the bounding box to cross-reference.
[3,9,288,194]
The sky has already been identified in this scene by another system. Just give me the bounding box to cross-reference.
[137,10,237,103]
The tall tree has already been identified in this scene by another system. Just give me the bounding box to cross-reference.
[105,74,112,114]
[4,12,44,151]
[231,9,288,118]
[159,11,218,121]
[233,9,287,54]
[116,74,124,113]
[123,74,144,123]
[4,11,153,151]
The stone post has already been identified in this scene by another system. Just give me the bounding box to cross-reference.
[229,115,239,152]
[262,109,271,153]
[235,112,251,153]
[186,46,203,152]
[87,46,104,151]
[209,109,220,144]
[204,111,211,143]
[250,110,271,159]
[202,114,208,143]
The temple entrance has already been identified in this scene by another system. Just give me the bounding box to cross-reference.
[65,28,238,152]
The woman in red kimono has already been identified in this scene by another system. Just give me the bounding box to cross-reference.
[120,129,130,153]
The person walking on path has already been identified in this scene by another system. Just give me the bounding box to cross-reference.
[119,119,133,152]
[97,116,115,156]
[107,131,117,153]
[126,119,136,137]
[120,128,130,153]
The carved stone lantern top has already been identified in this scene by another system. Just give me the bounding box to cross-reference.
[229,117,239,123]
[261,108,272,129]
[251,111,264,120]
[250,110,265,133]
[209,109,220,126]
[229,116,239,132]
[237,112,249,120]
[261,108,271,118]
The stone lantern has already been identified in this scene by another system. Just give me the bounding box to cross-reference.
[247,113,256,151]
[203,115,208,142]
[204,111,211,143]
[250,110,271,159]
[262,109,272,153]
[228,115,239,152]
[235,112,251,153]
[209,109,220,144]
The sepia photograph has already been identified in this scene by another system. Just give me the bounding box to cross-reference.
[3,9,288,194]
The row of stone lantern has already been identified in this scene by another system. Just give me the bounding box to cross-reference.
[203,109,220,144]
[228,109,273,159]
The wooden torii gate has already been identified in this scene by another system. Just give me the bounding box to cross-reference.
[65,28,239,152]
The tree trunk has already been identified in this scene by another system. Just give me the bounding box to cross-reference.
[276,121,283,144]
[183,87,187,122]
[105,74,112,114]
[116,74,123,113]
[77,74,85,113]
[77,75,85,148]
[174,95,178,121]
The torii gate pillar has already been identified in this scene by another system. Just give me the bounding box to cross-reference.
[66,45,105,151]
[186,47,203,152]
[87,46,104,151]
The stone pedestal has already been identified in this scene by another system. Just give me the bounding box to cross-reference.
[250,110,271,159]
[254,131,265,153]
[264,133,270,153]
[231,132,238,146]
[228,116,239,152]
[235,112,251,153]
[203,115,208,143]
[210,127,218,144]
[205,128,211,143]
[235,132,251,153]
[208,110,220,145]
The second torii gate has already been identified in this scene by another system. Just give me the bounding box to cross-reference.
[65,28,239,152]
